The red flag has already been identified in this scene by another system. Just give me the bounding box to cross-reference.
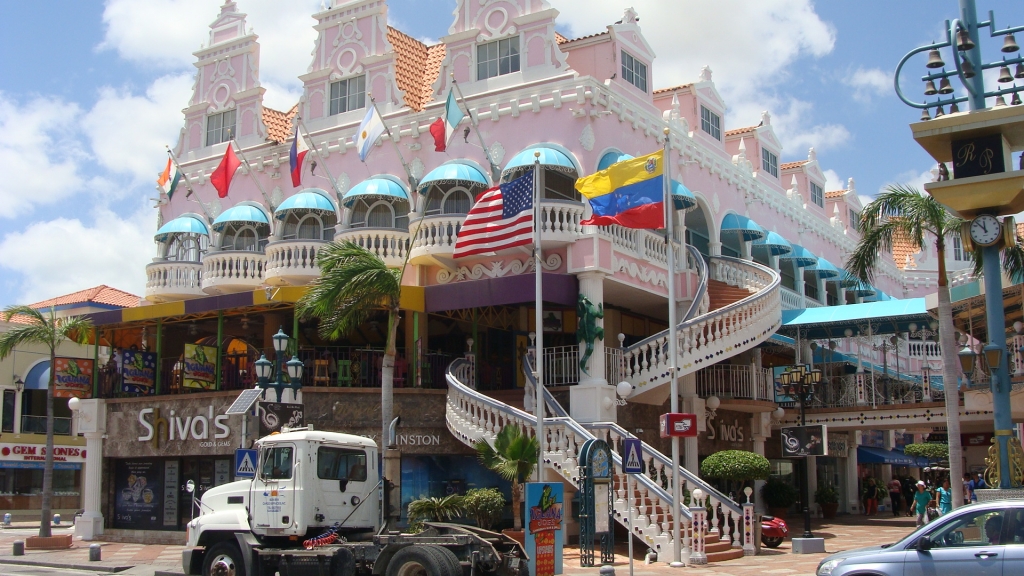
[211,145,241,198]
[428,117,446,152]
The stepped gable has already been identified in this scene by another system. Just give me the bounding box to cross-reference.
[386,26,446,112]
[262,104,298,144]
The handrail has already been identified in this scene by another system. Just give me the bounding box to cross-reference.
[682,244,708,322]
[523,352,569,418]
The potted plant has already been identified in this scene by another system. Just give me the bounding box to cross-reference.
[462,488,506,531]
[407,494,465,531]
[815,484,840,519]
[761,477,799,519]
[474,425,539,544]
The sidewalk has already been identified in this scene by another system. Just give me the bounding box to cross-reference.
[0,515,921,576]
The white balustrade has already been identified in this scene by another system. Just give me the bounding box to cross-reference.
[336,228,410,268]
[779,286,804,310]
[201,251,266,295]
[908,340,941,359]
[696,365,773,401]
[409,214,465,264]
[145,260,204,302]
[265,240,327,286]
[538,201,584,243]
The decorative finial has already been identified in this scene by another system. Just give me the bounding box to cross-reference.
[808,147,816,162]
[699,66,712,82]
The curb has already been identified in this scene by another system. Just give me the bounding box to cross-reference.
[155,571,186,576]
[0,556,133,573]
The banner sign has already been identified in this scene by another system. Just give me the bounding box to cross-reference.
[182,344,217,390]
[781,425,828,457]
[54,358,93,399]
[525,482,563,576]
[257,402,304,438]
[113,459,163,530]
[122,350,157,394]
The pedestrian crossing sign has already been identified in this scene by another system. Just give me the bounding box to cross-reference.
[235,448,258,478]
[623,438,643,474]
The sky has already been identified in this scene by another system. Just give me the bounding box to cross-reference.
[0,0,1019,306]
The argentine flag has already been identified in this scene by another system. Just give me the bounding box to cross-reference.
[354,106,386,162]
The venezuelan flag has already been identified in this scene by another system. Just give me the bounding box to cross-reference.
[576,150,666,229]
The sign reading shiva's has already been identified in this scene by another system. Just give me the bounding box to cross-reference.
[525,482,563,576]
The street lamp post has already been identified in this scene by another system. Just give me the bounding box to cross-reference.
[909,321,940,401]
[254,327,305,403]
[776,365,822,539]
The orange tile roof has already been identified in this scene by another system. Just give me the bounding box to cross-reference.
[262,105,297,145]
[556,31,609,45]
[724,125,757,137]
[780,160,807,170]
[653,83,694,95]
[891,229,919,270]
[387,26,446,112]
[4,314,33,325]
[27,285,140,310]
[554,31,569,44]
[825,190,846,199]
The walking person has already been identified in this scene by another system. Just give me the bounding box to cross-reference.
[888,478,903,518]
[963,473,973,505]
[902,477,915,517]
[936,478,953,515]
[913,480,932,527]
[863,478,880,516]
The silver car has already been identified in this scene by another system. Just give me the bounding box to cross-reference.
[817,500,1024,576]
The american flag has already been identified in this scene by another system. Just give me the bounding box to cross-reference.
[453,171,534,259]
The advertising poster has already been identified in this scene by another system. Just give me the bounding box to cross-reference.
[163,460,179,528]
[53,358,93,399]
[113,459,164,530]
[257,402,304,438]
[772,366,796,404]
[122,350,157,394]
[182,344,217,390]
[525,482,563,576]
[781,425,828,458]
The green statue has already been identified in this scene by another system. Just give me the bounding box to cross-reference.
[576,293,604,375]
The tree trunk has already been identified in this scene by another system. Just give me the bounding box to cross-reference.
[381,309,399,446]
[40,349,55,538]
[512,480,523,531]
[935,252,964,509]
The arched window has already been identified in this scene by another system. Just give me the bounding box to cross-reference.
[282,213,335,241]
[165,233,208,262]
[219,223,267,252]
[349,199,409,230]
[502,167,580,202]
[424,186,474,216]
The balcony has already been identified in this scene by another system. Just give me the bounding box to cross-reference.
[335,228,410,268]
[696,364,774,403]
[265,240,328,286]
[21,415,72,436]
[145,260,204,302]
[538,200,585,247]
[409,214,465,266]
[201,250,266,295]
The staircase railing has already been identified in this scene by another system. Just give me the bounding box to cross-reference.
[620,255,781,397]
[682,245,708,322]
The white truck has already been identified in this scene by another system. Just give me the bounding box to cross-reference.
[182,429,528,576]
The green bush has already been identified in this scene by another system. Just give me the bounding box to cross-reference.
[463,488,505,530]
[761,477,799,508]
[815,484,839,505]
[903,442,948,461]
[407,495,465,523]
[699,450,770,481]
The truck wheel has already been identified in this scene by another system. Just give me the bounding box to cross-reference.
[386,546,448,576]
[203,541,246,576]
[420,545,463,576]
[331,547,357,576]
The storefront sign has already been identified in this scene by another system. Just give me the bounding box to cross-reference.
[114,459,163,530]
[137,406,231,450]
[525,482,564,576]
[54,358,93,399]
[257,402,304,437]
[706,417,746,442]
[182,344,217,390]
[781,425,828,457]
[828,433,849,458]
[952,133,1007,178]
[964,432,993,446]
[0,443,86,464]
[659,413,698,438]
[122,350,157,395]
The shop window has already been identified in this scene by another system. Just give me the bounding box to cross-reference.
[700,105,721,141]
[317,447,367,482]
[260,446,293,480]
[2,390,13,433]
[329,75,366,116]
[477,36,520,80]
[621,50,648,93]
[206,109,236,146]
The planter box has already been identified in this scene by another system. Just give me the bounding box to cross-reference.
[25,534,73,550]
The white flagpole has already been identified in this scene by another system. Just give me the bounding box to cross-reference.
[450,74,501,183]
[532,153,545,475]
[164,146,214,221]
[231,140,276,210]
[297,117,345,215]
[369,97,419,192]
[663,127,683,567]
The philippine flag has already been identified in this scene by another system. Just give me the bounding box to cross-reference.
[354,107,386,162]
[429,88,466,152]
[289,126,309,187]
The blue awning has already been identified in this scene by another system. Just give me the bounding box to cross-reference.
[418,160,490,193]
[846,279,877,297]
[211,205,270,232]
[779,298,931,339]
[342,176,409,208]
[155,216,209,242]
[24,361,49,391]
[780,244,818,267]
[274,189,336,218]
[598,151,634,171]
[503,145,577,174]
[806,257,841,279]
[858,446,929,467]
[829,269,862,288]
[720,213,766,241]
[752,231,793,256]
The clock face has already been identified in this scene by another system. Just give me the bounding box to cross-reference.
[970,215,1002,246]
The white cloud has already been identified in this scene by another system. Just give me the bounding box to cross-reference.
[823,169,844,192]
[81,74,194,187]
[0,203,154,304]
[0,94,90,218]
[879,168,936,196]
[844,67,891,102]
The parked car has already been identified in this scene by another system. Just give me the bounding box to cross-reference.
[817,500,1024,576]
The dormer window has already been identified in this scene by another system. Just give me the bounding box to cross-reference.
[621,51,647,93]
[761,148,778,178]
[810,182,824,207]
[849,208,861,230]
[206,110,236,146]
[477,37,520,80]
[700,106,721,141]
[330,76,366,116]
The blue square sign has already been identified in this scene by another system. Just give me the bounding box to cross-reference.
[622,438,643,474]
[235,449,257,478]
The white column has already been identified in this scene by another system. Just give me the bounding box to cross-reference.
[751,413,768,514]
[73,399,106,541]
[838,287,846,306]
[881,430,894,488]
[846,431,861,514]
[681,372,699,473]
[806,455,818,516]
[569,271,615,423]
[795,268,807,307]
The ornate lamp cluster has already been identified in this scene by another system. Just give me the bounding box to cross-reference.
[775,364,822,402]
[253,327,304,401]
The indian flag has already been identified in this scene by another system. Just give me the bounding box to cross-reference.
[157,158,182,198]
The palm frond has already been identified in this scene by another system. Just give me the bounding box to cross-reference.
[1,305,45,326]
[1004,238,1024,285]
[0,325,53,360]
[474,425,538,483]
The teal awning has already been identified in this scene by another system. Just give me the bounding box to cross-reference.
[720,213,766,241]
[342,176,409,208]
[274,189,336,218]
[778,298,931,339]
[418,160,489,193]
[503,145,577,174]
[780,244,818,267]
[806,257,841,279]
[846,279,877,297]
[211,204,270,232]
[752,231,793,256]
[858,446,928,467]
[155,215,209,242]
[829,269,861,288]
[598,151,634,171]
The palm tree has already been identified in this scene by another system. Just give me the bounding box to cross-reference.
[474,424,539,531]
[296,240,402,443]
[407,495,466,523]
[845,184,965,509]
[0,306,92,537]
